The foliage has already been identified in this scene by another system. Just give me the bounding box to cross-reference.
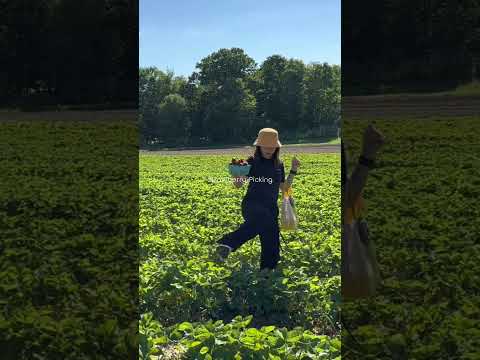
[0,0,137,106]
[0,121,138,359]
[139,153,341,359]
[451,81,480,96]
[139,48,340,147]
[342,0,480,94]
[341,117,480,359]
[140,313,341,360]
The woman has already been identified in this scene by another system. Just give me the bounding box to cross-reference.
[342,124,384,299]
[216,128,300,270]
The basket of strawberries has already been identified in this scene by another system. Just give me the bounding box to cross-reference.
[228,158,251,177]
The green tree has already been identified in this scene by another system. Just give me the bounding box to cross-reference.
[182,72,205,144]
[139,67,187,144]
[257,55,288,128]
[194,48,257,143]
[305,63,341,133]
[1,0,137,105]
[138,49,341,147]
[202,78,256,142]
[280,59,306,130]
[156,94,188,144]
[196,48,257,86]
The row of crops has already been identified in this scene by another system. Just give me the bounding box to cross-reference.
[0,121,138,359]
[139,153,341,359]
[342,117,480,359]
[4,116,477,359]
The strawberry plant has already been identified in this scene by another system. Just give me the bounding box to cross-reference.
[342,117,480,359]
[140,152,341,358]
[0,120,138,359]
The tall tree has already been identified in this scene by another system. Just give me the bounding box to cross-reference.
[194,48,257,143]
[139,49,341,146]
[196,48,257,86]
[305,63,341,132]
[280,59,306,130]
[156,94,188,143]
[0,0,137,106]
[257,55,288,128]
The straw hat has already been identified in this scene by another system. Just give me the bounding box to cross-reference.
[253,128,282,148]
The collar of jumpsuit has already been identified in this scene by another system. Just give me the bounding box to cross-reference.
[245,154,285,207]
[260,153,274,161]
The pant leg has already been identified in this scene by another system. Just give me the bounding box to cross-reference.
[219,219,260,251]
[218,199,262,251]
[259,206,281,270]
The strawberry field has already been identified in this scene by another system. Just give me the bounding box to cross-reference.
[342,117,480,359]
[0,120,138,359]
[139,153,341,359]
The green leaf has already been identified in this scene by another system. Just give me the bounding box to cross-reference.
[262,325,276,333]
[189,340,202,348]
[243,315,253,327]
[245,328,259,337]
[178,322,193,332]
[215,338,227,345]
[153,336,168,345]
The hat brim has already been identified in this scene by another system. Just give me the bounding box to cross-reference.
[253,139,282,147]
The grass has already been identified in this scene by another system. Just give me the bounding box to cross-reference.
[344,81,480,99]
[450,81,480,96]
[143,138,340,151]
[282,139,340,146]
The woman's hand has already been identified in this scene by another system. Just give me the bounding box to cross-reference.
[282,156,300,193]
[291,156,300,171]
[361,124,385,160]
[344,124,385,208]
[233,175,247,188]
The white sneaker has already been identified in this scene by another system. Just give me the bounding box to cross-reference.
[215,244,233,262]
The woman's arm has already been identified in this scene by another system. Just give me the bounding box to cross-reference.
[345,125,385,208]
[280,156,300,193]
[344,162,370,208]
[280,173,295,192]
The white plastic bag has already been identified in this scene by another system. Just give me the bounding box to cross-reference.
[342,221,380,299]
[280,188,298,231]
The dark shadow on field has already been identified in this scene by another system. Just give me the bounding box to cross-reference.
[217,261,339,337]
[139,261,297,329]
[140,241,340,338]
[218,263,293,329]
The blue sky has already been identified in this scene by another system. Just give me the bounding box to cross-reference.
[140,0,340,77]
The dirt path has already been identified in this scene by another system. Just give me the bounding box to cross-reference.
[343,95,480,119]
[141,144,340,155]
[0,110,136,121]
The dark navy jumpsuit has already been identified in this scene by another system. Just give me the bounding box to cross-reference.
[218,154,285,269]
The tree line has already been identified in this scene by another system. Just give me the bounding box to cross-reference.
[342,0,480,95]
[0,0,138,108]
[140,48,340,147]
